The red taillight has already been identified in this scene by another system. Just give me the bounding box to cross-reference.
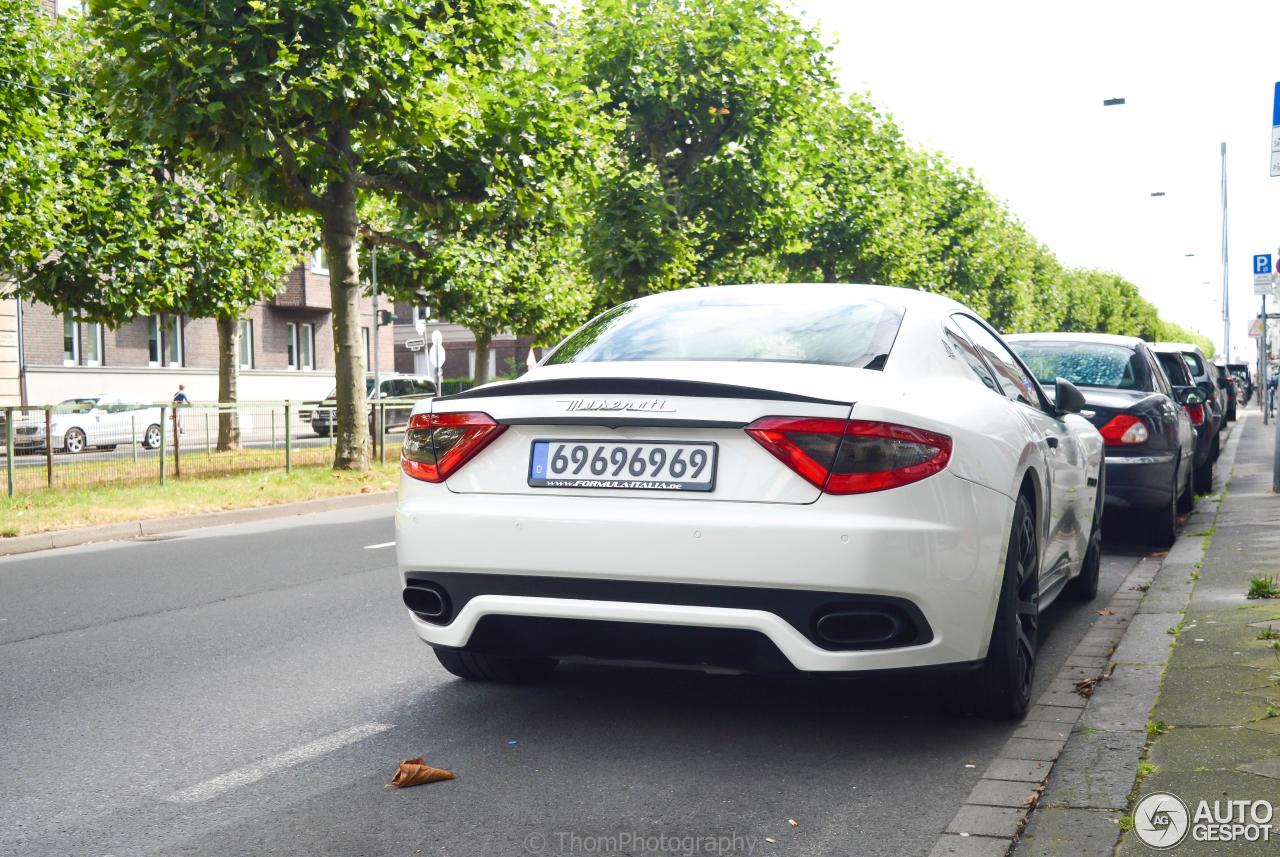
[1098,414,1150,446]
[745,417,952,494]
[1184,403,1205,426]
[401,411,506,482]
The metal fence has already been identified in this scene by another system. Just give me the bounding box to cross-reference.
[2,399,421,496]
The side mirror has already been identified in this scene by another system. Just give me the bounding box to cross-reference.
[1197,380,1216,398]
[1175,387,1206,406]
[1054,377,1086,415]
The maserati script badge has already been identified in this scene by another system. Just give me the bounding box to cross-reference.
[557,398,676,414]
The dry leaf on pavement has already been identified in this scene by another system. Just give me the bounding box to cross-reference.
[1073,677,1097,698]
[1096,608,1115,616]
[389,757,455,788]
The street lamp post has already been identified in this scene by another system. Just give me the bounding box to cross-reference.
[1220,142,1230,363]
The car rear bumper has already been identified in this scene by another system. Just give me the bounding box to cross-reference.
[1103,453,1175,510]
[395,471,1011,673]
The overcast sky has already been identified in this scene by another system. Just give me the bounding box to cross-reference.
[792,0,1280,360]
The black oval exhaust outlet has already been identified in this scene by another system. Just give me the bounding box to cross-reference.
[814,610,903,646]
[402,584,447,620]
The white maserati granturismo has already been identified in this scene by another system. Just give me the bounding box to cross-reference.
[396,284,1105,717]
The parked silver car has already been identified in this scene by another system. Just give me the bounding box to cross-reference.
[306,374,437,437]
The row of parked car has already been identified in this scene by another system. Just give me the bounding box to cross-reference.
[1005,334,1240,547]
[3,373,441,455]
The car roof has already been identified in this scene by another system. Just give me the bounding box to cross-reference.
[629,282,973,316]
[1003,331,1144,348]
[1150,341,1206,355]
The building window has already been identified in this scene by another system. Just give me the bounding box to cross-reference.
[300,323,315,370]
[286,322,298,369]
[311,247,329,274]
[238,319,254,369]
[62,314,78,365]
[167,315,184,367]
[147,316,161,366]
[362,327,370,366]
[84,322,103,366]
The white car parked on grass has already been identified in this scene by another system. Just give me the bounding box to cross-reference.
[396,284,1105,717]
[14,396,165,454]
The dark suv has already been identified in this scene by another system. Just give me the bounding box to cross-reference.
[1153,346,1220,493]
[307,374,437,437]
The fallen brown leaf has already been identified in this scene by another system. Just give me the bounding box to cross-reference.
[1129,583,1150,592]
[389,757,455,788]
[1096,608,1115,616]
[1150,551,1169,558]
[1073,677,1098,698]
[1023,785,1045,809]
[787,819,798,828]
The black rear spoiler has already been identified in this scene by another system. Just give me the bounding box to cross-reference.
[436,377,852,407]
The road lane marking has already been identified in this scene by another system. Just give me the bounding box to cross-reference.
[363,541,396,550]
[166,722,392,803]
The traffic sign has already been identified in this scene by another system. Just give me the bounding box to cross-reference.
[1255,254,1272,275]
[1272,82,1280,175]
[1250,318,1265,338]
[404,337,425,352]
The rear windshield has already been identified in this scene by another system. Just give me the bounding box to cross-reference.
[1011,341,1149,390]
[545,290,904,369]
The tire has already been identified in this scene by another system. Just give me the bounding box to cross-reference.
[62,427,86,455]
[433,648,558,683]
[960,493,1039,719]
[1176,461,1194,514]
[142,424,162,450]
[1145,464,1178,548]
[1066,468,1103,601]
[96,445,118,451]
[1193,447,1214,495]
[313,426,330,438]
[1226,402,1237,422]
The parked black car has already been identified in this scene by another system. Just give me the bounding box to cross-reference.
[1153,345,1219,493]
[1215,364,1237,422]
[1227,362,1253,406]
[1008,333,1198,547]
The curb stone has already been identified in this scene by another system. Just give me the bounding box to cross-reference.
[0,490,396,558]
[929,420,1240,857]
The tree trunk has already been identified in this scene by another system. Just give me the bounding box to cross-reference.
[472,331,493,386]
[323,172,370,470]
[215,314,240,451]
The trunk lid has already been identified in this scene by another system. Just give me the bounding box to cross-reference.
[432,362,881,503]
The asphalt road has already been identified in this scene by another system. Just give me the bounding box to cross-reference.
[0,506,1146,857]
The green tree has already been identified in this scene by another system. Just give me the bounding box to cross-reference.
[96,0,582,469]
[3,11,307,448]
[578,0,834,306]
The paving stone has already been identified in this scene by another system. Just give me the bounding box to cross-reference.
[1037,729,1147,811]
[1078,664,1164,732]
[984,757,1053,783]
[946,805,1026,838]
[1023,705,1082,724]
[1001,737,1067,762]
[967,778,1041,808]
[1110,612,1181,664]
[1147,724,1280,772]
[1033,691,1087,709]
[1015,806,1123,857]
[1011,721,1072,741]
[1063,655,1110,670]
[929,833,1012,857]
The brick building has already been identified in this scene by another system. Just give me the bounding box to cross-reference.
[9,251,394,405]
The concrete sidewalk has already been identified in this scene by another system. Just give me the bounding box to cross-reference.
[1015,411,1280,856]
[1115,412,1280,855]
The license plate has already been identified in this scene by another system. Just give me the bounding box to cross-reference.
[528,440,717,492]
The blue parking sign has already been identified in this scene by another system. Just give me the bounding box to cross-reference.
[1255,254,1273,275]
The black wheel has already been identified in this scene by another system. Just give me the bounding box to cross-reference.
[313,426,330,438]
[433,648,558,683]
[1176,462,1194,514]
[1145,464,1178,548]
[96,445,118,451]
[1193,449,1214,495]
[62,427,86,454]
[961,494,1039,719]
[1226,403,1237,422]
[142,424,162,450]
[1066,468,1103,601]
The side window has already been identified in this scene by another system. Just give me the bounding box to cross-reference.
[1181,352,1204,379]
[1145,350,1171,396]
[943,322,1001,394]
[407,379,436,396]
[952,315,1039,407]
